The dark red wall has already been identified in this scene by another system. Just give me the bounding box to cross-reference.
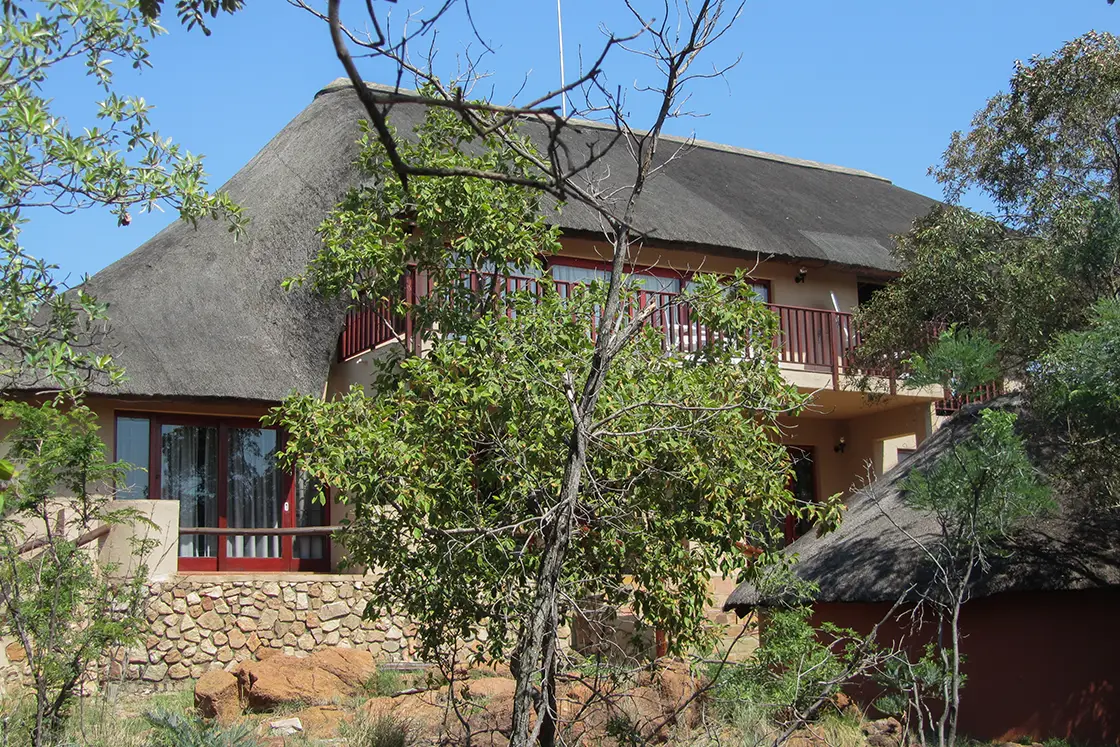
[813,589,1120,745]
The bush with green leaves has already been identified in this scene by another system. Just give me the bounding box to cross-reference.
[904,326,1002,399]
[1032,298,1120,506]
[0,399,155,747]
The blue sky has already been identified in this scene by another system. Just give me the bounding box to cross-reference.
[24,0,1120,284]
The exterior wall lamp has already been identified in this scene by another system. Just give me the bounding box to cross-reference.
[834,437,846,454]
[795,267,808,283]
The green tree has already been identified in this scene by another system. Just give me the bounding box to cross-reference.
[898,409,1052,747]
[273,90,836,747]
[0,399,154,746]
[855,31,1120,378]
[1032,298,1120,506]
[0,3,241,744]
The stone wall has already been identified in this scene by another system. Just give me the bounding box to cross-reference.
[129,576,421,686]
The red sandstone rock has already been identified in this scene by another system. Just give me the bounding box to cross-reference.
[307,648,376,688]
[234,652,366,710]
[195,669,242,723]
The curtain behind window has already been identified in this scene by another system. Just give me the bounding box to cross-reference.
[162,424,218,558]
[227,428,283,559]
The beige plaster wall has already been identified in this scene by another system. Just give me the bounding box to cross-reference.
[842,402,935,489]
[100,499,180,582]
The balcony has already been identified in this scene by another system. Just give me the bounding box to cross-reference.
[338,267,894,393]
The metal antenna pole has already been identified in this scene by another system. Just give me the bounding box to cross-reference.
[556,0,567,116]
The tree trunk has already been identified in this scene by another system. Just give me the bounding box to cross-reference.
[539,627,559,747]
[508,432,585,747]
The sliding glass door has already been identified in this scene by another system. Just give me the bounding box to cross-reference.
[117,413,329,572]
[226,427,284,563]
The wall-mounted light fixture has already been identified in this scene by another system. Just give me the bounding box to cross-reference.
[834,437,846,454]
[795,267,808,284]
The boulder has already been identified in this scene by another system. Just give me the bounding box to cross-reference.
[235,653,354,710]
[308,648,377,688]
[195,670,242,723]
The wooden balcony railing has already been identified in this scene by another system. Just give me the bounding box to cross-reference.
[338,269,883,391]
[935,380,1004,416]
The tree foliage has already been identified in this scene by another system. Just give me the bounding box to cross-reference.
[1033,298,1120,506]
[1,0,245,395]
[0,399,153,746]
[272,102,831,672]
[905,325,1001,399]
[855,32,1120,377]
[934,31,1120,235]
[0,4,240,743]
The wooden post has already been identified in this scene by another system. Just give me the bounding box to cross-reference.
[829,311,841,390]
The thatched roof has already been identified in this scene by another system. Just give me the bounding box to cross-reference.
[84,81,937,402]
[724,394,1120,612]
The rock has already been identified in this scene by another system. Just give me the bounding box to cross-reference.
[258,609,279,629]
[234,655,353,710]
[213,631,229,646]
[863,717,904,747]
[319,602,349,621]
[236,617,257,632]
[197,611,224,630]
[168,662,191,680]
[5,642,26,663]
[228,628,247,650]
[302,641,370,685]
[142,663,168,681]
[320,585,338,603]
[262,582,281,597]
[286,706,346,738]
[196,670,242,723]
[268,717,303,736]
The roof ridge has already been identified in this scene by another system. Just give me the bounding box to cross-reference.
[314,78,893,183]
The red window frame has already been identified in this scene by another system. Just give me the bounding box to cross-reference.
[114,411,331,573]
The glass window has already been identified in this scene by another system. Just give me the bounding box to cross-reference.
[115,417,150,500]
[629,274,681,295]
[161,424,219,558]
[294,472,326,560]
[550,263,611,290]
[226,428,283,560]
[685,278,769,303]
